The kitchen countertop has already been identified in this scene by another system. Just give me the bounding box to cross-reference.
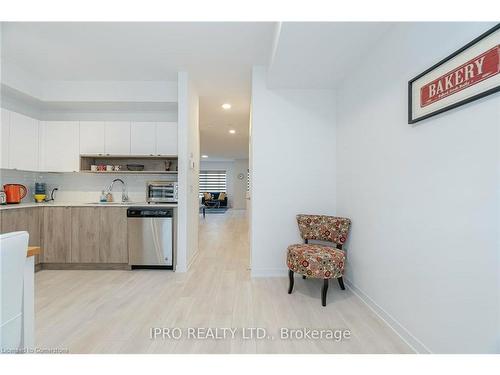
[0,201,178,210]
[27,246,41,258]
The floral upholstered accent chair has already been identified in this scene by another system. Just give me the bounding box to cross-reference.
[286,214,351,306]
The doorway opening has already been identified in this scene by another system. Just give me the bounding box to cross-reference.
[197,97,251,271]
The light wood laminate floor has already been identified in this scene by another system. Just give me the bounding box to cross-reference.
[35,209,412,353]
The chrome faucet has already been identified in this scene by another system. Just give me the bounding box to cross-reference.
[106,178,129,202]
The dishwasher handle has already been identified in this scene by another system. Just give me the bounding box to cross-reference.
[127,207,173,218]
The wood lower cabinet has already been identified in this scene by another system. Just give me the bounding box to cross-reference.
[98,207,128,263]
[1,205,129,267]
[0,207,43,264]
[42,207,72,263]
[71,206,128,264]
[71,207,100,263]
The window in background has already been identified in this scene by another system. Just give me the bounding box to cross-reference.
[199,170,227,196]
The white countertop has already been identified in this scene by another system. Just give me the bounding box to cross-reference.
[0,201,178,210]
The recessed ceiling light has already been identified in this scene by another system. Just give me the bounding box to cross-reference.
[229,129,236,134]
[221,103,231,110]
[201,155,208,158]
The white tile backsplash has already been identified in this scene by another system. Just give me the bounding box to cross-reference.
[0,169,177,203]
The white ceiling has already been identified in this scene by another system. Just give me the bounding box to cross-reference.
[199,95,249,160]
[1,22,276,160]
[267,22,395,88]
[1,22,276,94]
[1,22,396,160]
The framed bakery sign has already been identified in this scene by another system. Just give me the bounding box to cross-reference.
[409,24,500,124]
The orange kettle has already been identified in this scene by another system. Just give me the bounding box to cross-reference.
[3,184,27,204]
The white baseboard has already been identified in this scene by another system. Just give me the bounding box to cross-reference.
[345,277,431,354]
[249,268,431,353]
[175,264,187,273]
[251,267,288,278]
[187,248,200,270]
[175,247,200,273]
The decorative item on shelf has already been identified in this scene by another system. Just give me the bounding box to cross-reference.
[106,165,114,172]
[127,164,145,171]
[164,161,172,171]
[90,165,98,172]
[114,165,122,172]
[97,165,106,172]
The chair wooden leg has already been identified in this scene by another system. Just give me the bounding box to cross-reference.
[337,277,345,290]
[321,279,329,306]
[288,270,294,294]
[302,275,306,279]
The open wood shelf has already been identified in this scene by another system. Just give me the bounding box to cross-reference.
[80,154,178,175]
[80,154,178,159]
[80,171,178,174]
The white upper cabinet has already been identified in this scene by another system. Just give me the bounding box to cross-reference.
[80,121,105,154]
[104,122,131,155]
[9,111,39,171]
[130,122,156,155]
[1,108,10,169]
[156,122,178,155]
[1,111,178,172]
[39,121,80,172]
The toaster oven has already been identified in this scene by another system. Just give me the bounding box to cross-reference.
[146,181,178,203]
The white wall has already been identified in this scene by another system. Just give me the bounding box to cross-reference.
[233,159,249,209]
[40,81,177,103]
[1,60,178,103]
[250,66,336,277]
[336,22,499,353]
[1,97,177,126]
[177,72,200,272]
[200,159,249,209]
[1,80,178,122]
[1,57,43,100]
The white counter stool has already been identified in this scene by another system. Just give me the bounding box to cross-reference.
[0,231,29,353]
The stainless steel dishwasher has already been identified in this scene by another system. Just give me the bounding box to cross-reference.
[127,207,174,269]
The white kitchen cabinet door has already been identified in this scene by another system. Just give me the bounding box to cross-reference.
[80,121,105,155]
[9,111,39,171]
[39,121,79,172]
[1,108,10,168]
[105,122,131,155]
[130,122,156,155]
[156,122,178,155]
